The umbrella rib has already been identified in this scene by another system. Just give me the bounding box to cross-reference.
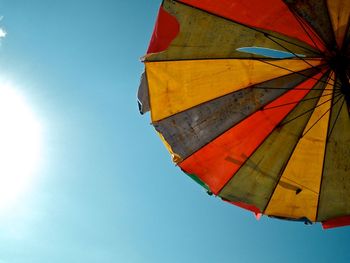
[145,57,304,62]
[264,34,335,83]
[150,56,325,62]
[155,72,331,172]
[261,74,333,215]
[152,68,326,123]
[300,95,343,138]
[171,0,323,57]
[262,91,336,111]
[315,88,339,222]
[257,60,340,89]
[252,87,333,91]
[261,114,315,214]
[164,72,330,164]
[278,93,342,128]
[217,75,329,196]
[294,14,326,53]
[326,97,346,142]
[283,1,334,55]
[177,73,324,165]
[287,6,328,54]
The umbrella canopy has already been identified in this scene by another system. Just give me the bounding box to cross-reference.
[138,0,350,229]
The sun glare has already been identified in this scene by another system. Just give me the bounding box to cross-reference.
[0,80,42,210]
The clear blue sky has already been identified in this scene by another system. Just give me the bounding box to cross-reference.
[0,1,348,262]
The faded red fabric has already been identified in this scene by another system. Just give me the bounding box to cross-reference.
[147,6,180,54]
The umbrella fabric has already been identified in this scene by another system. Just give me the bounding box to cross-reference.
[138,0,350,229]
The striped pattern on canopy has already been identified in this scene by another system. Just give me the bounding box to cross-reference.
[138,0,350,229]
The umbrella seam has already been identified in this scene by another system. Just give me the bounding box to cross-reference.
[172,0,323,56]
[215,72,329,197]
[261,72,331,215]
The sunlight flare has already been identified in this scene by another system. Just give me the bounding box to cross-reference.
[0,80,42,210]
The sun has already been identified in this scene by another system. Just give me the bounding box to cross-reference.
[0,80,42,210]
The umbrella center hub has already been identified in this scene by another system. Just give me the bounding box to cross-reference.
[329,53,350,106]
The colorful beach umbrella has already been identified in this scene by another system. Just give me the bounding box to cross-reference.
[138,0,350,229]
